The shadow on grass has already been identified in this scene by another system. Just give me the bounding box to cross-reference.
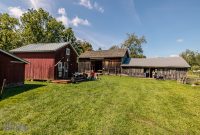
[0,84,46,100]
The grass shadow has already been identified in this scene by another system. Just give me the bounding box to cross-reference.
[0,84,46,100]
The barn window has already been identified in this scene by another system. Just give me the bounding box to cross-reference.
[66,48,70,55]
[58,62,63,72]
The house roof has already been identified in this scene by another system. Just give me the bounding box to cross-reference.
[79,49,128,58]
[10,42,77,54]
[0,49,28,63]
[121,57,190,68]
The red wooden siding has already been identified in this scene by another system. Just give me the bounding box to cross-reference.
[15,52,55,80]
[54,45,78,79]
[0,52,25,87]
[14,45,78,80]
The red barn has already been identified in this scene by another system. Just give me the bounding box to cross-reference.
[0,49,28,88]
[11,42,78,80]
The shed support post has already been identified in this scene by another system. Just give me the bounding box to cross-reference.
[149,68,151,78]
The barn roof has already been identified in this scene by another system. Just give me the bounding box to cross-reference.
[79,49,129,58]
[10,42,78,55]
[121,57,190,68]
[0,49,28,63]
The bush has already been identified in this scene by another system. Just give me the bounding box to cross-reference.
[192,65,200,71]
[194,81,200,85]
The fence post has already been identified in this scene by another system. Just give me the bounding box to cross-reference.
[1,79,6,99]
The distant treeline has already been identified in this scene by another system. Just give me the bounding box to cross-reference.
[180,49,200,70]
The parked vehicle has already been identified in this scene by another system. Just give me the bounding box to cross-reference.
[71,71,100,83]
[71,72,88,83]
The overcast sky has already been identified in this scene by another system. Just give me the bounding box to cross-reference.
[0,0,200,57]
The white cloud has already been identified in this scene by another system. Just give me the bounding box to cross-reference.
[56,8,90,27]
[28,0,53,13]
[170,54,179,57]
[176,38,184,43]
[57,15,69,27]
[78,0,104,13]
[58,8,66,15]
[79,0,93,9]
[94,2,104,13]
[8,7,25,18]
[71,16,90,27]
[56,8,69,26]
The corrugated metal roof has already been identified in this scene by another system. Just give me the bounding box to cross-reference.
[79,49,128,58]
[0,49,28,63]
[10,42,70,53]
[121,57,190,68]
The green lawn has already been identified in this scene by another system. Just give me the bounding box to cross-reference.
[0,76,200,134]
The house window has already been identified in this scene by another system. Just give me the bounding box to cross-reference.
[66,48,70,55]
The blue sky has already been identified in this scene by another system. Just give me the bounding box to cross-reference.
[0,0,200,57]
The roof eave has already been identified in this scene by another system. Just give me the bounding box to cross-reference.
[121,65,190,68]
[0,49,29,64]
[79,56,125,59]
[10,50,56,53]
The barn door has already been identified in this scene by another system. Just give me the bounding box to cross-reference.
[63,62,68,79]
[58,62,63,78]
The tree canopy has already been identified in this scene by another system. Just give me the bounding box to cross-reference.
[0,8,93,54]
[75,40,93,54]
[20,8,65,44]
[0,13,22,51]
[121,33,147,58]
[109,34,147,57]
[180,49,200,70]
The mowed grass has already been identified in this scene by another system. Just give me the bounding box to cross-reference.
[0,76,200,134]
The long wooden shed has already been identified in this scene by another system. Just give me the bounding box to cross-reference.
[10,42,78,80]
[78,48,190,80]
[78,49,130,74]
[0,49,28,87]
[121,57,191,80]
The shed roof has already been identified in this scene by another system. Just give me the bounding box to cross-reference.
[121,57,190,68]
[79,49,128,58]
[10,42,72,52]
[0,49,28,63]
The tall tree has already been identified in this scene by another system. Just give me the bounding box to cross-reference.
[20,8,65,44]
[75,40,93,54]
[180,49,198,66]
[121,33,146,58]
[79,40,93,52]
[180,49,200,70]
[98,47,102,51]
[46,18,65,42]
[62,27,79,52]
[62,27,76,44]
[0,13,21,51]
[196,53,200,66]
